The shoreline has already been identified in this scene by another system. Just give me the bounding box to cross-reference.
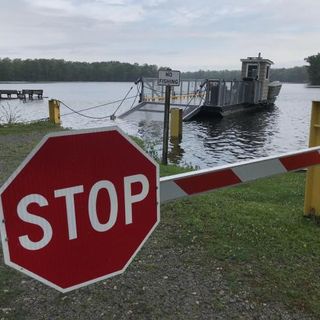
[305,84,320,88]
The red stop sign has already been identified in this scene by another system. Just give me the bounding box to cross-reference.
[0,127,159,292]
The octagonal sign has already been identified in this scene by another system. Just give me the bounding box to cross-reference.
[0,127,159,292]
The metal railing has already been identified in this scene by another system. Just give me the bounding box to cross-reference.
[140,78,264,107]
[141,78,204,103]
[204,80,263,107]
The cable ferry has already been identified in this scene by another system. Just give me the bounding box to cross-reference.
[121,54,282,121]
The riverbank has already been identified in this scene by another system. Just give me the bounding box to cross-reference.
[306,85,320,88]
[0,122,320,319]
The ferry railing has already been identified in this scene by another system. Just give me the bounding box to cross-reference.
[141,78,204,103]
[141,78,264,107]
[204,80,263,107]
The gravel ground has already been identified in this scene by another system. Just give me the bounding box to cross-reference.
[0,127,317,320]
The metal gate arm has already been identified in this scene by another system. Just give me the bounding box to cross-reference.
[160,147,320,203]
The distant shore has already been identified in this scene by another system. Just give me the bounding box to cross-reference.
[306,84,320,88]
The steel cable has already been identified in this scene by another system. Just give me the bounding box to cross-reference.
[56,86,136,120]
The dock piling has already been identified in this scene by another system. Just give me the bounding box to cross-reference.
[170,108,183,140]
[48,99,61,125]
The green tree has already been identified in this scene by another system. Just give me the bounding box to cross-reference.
[305,53,320,85]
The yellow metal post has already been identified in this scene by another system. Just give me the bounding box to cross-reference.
[48,99,61,125]
[304,101,320,216]
[170,108,183,139]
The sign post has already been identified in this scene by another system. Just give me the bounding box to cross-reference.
[158,69,181,165]
[162,85,171,165]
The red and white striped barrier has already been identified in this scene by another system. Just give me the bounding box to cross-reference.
[160,147,320,203]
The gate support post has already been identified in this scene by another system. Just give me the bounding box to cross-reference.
[304,101,320,216]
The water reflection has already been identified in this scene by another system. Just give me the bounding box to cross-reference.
[202,107,278,155]
[131,106,281,168]
[173,106,278,167]
[168,137,185,164]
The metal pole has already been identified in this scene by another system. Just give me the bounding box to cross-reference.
[304,101,320,217]
[162,85,171,165]
[140,78,144,102]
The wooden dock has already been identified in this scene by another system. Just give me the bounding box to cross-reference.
[0,89,43,100]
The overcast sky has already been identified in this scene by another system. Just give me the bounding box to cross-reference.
[1,0,319,71]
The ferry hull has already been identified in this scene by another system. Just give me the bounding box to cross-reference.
[198,102,275,118]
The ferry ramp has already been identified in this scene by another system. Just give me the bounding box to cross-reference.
[119,101,203,122]
[119,77,206,121]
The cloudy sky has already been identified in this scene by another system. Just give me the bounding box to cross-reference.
[1,0,319,71]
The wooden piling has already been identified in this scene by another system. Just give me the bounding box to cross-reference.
[49,99,61,125]
[170,108,183,139]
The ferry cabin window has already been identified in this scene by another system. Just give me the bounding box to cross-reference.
[247,65,258,79]
[266,66,270,79]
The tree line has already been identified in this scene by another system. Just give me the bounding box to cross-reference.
[182,66,308,83]
[305,53,320,85]
[0,58,158,82]
[0,57,312,83]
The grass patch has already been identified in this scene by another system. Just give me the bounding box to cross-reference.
[163,172,320,315]
[159,162,192,177]
[0,121,64,184]
[0,120,61,135]
[130,135,194,176]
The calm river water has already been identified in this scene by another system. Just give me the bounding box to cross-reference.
[1,82,319,168]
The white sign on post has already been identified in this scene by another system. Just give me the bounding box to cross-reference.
[158,70,181,86]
